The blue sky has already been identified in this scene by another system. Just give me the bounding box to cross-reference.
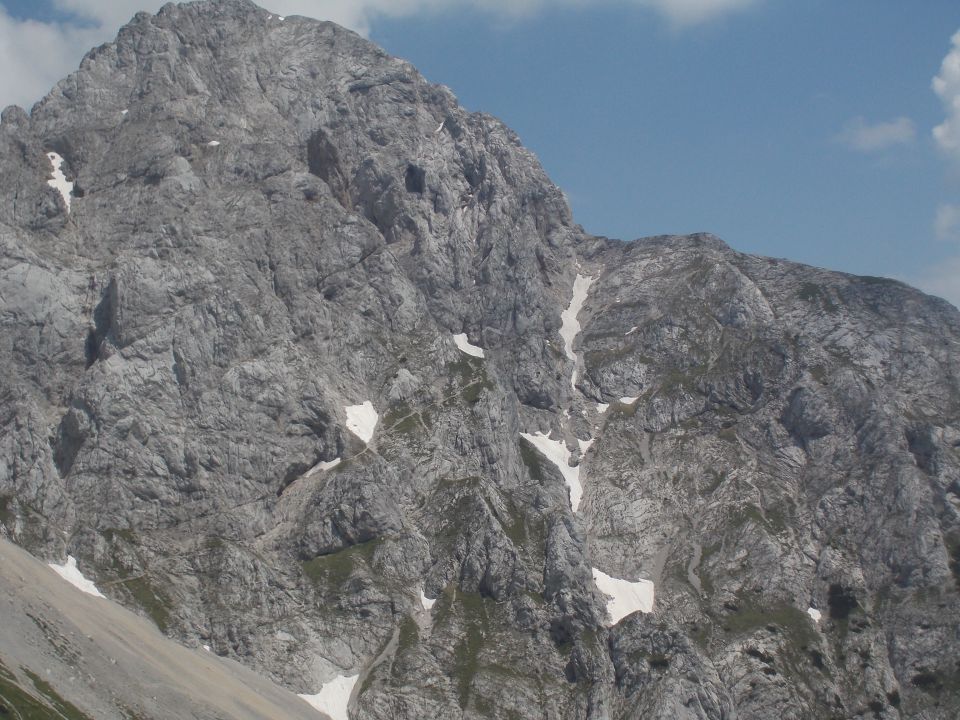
[2,0,960,305]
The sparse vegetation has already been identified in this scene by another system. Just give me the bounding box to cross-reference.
[519,438,544,482]
[303,538,381,589]
[798,282,839,312]
[810,365,828,384]
[101,528,137,545]
[446,357,493,405]
[0,661,99,720]
[397,615,419,655]
[453,592,491,709]
[0,495,12,526]
[121,576,172,633]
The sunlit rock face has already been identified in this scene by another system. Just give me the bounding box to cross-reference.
[1,2,959,718]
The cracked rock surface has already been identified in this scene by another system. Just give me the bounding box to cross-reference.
[1,2,958,718]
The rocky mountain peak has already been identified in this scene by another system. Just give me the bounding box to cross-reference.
[1,2,959,719]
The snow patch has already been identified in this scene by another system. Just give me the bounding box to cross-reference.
[48,556,106,598]
[299,674,358,720]
[578,438,594,455]
[46,152,73,211]
[121,109,128,115]
[345,402,378,444]
[807,607,822,623]
[560,274,594,389]
[596,403,609,414]
[207,140,221,147]
[202,644,211,652]
[619,396,638,405]
[419,588,436,611]
[452,333,484,358]
[592,568,654,625]
[520,431,583,512]
[305,457,341,477]
[626,326,638,335]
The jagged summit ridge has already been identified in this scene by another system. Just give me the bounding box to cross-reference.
[0,2,959,719]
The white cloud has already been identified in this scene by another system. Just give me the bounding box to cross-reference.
[933,29,960,163]
[935,203,960,242]
[0,0,763,111]
[836,116,916,153]
[909,254,960,309]
[0,7,103,110]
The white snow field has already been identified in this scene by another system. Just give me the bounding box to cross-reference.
[807,607,822,623]
[592,567,655,625]
[305,457,342,477]
[46,151,74,211]
[520,431,583,512]
[452,333,485,358]
[345,402,378,443]
[48,555,106,598]
[298,674,359,720]
[560,273,594,389]
[420,587,436,611]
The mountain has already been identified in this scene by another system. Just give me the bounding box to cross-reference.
[1,1,958,718]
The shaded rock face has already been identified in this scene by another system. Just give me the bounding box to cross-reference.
[0,2,958,718]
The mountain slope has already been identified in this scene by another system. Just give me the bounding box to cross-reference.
[0,1,958,718]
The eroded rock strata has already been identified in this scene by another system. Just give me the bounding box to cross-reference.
[1,2,958,718]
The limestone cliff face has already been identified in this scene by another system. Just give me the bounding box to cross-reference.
[1,2,958,718]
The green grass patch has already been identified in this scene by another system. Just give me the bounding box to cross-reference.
[944,532,960,583]
[660,366,704,395]
[22,667,95,720]
[798,283,822,302]
[448,356,483,383]
[382,402,411,425]
[717,597,820,679]
[519,438,544,482]
[121,576,172,633]
[446,357,493,405]
[721,601,813,641]
[396,615,419,656]
[0,666,82,719]
[697,543,721,597]
[702,470,724,494]
[798,282,839,313]
[718,427,738,444]
[453,591,492,709]
[383,402,432,436]
[810,365,828,385]
[730,503,788,536]
[858,275,900,286]
[101,528,137,545]
[461,379,491,405]
[303,539,380,589]
[391,413,421,434]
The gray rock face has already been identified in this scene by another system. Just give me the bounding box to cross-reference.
[1,2,958,718]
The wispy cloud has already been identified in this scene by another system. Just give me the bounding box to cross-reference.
[920,29,960,309]
[0,7,103,110]
[836,116,916,153]
[933,29,960,163]
[935,203,960,242]
[909,254,960,309]
[0,0,764,111]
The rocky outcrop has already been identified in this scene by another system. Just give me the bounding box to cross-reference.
[1,2,958,718]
